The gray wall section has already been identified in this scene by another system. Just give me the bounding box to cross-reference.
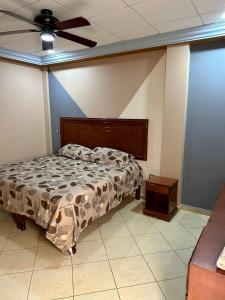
[48,71,86,153]
[182,43,225,210]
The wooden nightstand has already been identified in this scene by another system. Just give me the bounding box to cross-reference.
[143,176,178,222]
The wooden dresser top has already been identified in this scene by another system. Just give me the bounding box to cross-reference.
[146,176,178,187]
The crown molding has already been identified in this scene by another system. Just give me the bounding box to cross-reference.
[0,47,42,65]
[1,21,225,66]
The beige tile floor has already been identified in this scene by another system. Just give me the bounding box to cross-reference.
[0,199,210,300]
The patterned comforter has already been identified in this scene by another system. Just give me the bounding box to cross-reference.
[0,155,143,252]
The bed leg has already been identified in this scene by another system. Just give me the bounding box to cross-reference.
[12,213,27,231]
[135,185,141,200]
[68,245,76,256]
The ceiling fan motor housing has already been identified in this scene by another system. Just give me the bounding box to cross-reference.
[34,9,59,27]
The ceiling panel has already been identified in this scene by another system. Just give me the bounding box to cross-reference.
[1,0,225,57]
[18,0,78,22]
[67,24,108,40]
[0,31,35,45]
[192,0,225,14]
[0,0,37,15]
[91,7,148,33]
[35,42,85,55]
[123,0,146,5]
[0,15,36,31]
[54,35,76,48]
[53,0,126,18]
[3,34,41,52]
[117,26,157,40]
[60,44,87,52]
[201,10,225,24]
[155,16,202,33]
[132,0,197,24]
[97,33,121,45]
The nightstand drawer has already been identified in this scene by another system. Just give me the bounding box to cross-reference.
[145,182,169,195]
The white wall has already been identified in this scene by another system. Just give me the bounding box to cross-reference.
[50,49,166,178]
[0,60,48,164]
[0,45,190,205]
[120,54,166,178]
[160,44,190,202]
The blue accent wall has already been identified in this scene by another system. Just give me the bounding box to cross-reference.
[182,43,225,210]
[48,71,86,153]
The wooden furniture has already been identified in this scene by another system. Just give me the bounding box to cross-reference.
[187,184,225,300]
[143,176,178,221]
[60,117,147,201]
[12,117,149,247]
[60,117,148,160]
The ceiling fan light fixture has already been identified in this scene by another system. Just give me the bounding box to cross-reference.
[41,31,55,42]
[0,9,97,51]
[42,40,53,51]
[47,49,55,54]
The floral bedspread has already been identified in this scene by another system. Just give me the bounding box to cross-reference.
[0,155,143,252]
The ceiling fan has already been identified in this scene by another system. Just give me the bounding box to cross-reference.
[0,9,97,51]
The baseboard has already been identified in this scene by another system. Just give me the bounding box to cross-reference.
[181,204,212,216]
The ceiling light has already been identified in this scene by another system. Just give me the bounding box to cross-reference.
[47,49,55,54]
[41,32,55,42]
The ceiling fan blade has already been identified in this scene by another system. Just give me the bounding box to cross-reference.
[54,16,90,30]
[56,31,97,48]
[0,29,40,36]
[42,41,53,51]
[0,10,41,28]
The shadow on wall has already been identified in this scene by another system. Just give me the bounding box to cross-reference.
[48,71,86,153]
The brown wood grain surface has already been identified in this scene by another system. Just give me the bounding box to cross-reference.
[60,117,148,160]
[187,183,225,300]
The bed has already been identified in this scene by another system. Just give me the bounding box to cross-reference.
[0,118,148,253]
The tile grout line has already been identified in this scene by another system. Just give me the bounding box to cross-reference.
[52,296,75,300]
[1,245,39,253]
[71,278,189,299]
[26,232,41,300]
[158,275,187,283]
[97,221,122,300]
[118,207,157,280]
[0,206,205,299]
[185,227,205,240]
[71,250,75,299]
[159,234,196,253]
[119,206,169,299]
[0,268,37,277]
[0,248,193,278]
[1,218,16,252]
[72,287,119,299]
[173,216,202,242]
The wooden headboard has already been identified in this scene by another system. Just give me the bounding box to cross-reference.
[60,117,148,160]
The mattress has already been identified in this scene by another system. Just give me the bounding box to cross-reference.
[0,155,143,252]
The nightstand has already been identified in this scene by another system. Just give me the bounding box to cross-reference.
[143,176,178,222]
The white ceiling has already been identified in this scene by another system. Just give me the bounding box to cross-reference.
[0,0,225,56]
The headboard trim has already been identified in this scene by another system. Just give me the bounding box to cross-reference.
[60,117,148,160]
